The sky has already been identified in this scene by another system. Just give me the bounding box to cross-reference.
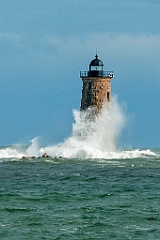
[0,0,160,148]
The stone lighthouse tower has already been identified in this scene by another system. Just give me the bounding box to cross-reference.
[80,54,113,114]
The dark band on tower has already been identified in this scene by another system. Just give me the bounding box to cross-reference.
[80,54,114,113]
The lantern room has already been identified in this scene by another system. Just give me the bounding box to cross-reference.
[89,54,104,76]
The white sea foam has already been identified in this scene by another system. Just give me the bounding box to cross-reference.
[39,96,125,158]
[0,97,157,159]
[0,147,23,158]
[39,97,157,159]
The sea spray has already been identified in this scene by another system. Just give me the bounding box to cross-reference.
[0,144,26,158]
[72,97,125,152]
[40,96,126,158]
[0,97,157,159]
[26,137,41,157]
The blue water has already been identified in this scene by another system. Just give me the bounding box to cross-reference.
[0,151,160,239]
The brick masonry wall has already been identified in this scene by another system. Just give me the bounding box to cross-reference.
[81,77,112,112]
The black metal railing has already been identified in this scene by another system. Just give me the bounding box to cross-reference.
[80,71,113,78]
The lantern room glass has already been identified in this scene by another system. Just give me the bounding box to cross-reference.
[90,65,103,71]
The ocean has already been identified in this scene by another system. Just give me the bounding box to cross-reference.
[0,100,160,239]
[0,149,160,240]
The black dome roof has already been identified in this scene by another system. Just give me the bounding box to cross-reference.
[89,54,104,66]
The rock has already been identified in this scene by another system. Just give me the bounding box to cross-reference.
[42,153,50,158]
[22,156,36,159]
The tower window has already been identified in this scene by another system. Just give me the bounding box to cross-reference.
[107,92,110,101]
[88,83,92,89]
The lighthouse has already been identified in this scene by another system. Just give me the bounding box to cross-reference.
[80,54,113,114]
